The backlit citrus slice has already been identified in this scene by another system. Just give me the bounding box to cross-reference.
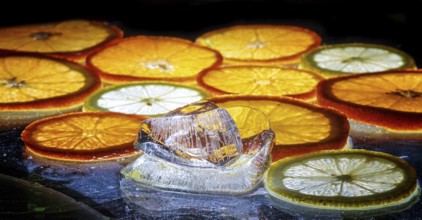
[196,25,321,65]
[208,95,349,161]
[0,20,123,62]
[83,82,209,116]
[317,70,422,133]
[86,36,222,85]
[0,53,101,130]
[265,149,419,210]
[22,112,147,162]
[299,43,415,78]
[198,66,322,101]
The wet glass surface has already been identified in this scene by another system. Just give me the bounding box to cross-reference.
[1,128,422,219]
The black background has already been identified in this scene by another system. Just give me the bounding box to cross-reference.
[1,0,422,66]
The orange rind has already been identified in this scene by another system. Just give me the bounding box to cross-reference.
[208,95,349,161]
[317,70,422,134]
[0,20,123,63]
[86,36,222,85]
[196,25,321,66]
[0,53,101,130]
[22,112,147,162]
[198,66,323,101]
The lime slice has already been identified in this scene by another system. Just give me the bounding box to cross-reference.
[83,82,209,116]
[299,43,415,78]
[265,150,419,210]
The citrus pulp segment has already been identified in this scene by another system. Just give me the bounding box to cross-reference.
[317,70,422,132]
[83,82,209,116]
[265,150,419,210]
[198,66,322,101]
[208,95,349,161]
[299,43,415,78]
[0,54,101,130]
[196,25,321,65]
[22,112,147,162]
[86,36,222,84]
[0,20,123,62]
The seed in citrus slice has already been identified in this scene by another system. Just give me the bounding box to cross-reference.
[198,66,322,101]
[265,149,419,211]
[86,36,222,85]
[208,95,349,161]
[83,82,209,116]
[0,53,101,130]
[22,112,147,162]
[0,20,123,62]
[299,43,415,78]
[317,70,422,134]
[196,25,321,65]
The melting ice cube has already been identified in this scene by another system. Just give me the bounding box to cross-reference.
[122,101,274,195]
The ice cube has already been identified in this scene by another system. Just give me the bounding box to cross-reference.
[135,101,243,167]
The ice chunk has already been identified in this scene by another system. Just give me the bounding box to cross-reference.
[135,101,243,167]
[122,101,274,195]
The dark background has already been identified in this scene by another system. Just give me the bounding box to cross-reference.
[1,0,422,66]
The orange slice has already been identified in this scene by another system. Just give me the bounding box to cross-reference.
[299,43,416,78]
[317,70,422,133]
[208,95,349,161]
[196,25,321,66]
[0,53,101,130]
[86,36,222,85]
[0,20,123,63]
[22,112,147,162]
[198,66,322,101]
[265,149,419,211]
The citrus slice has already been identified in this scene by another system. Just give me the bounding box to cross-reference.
[0,53,101,130]
[0,20,123,62]
[21,112,147,162]
[196,25,321,65]
[86,36,222,85]
[83,82,209,116]
[265,149,419,210]
[299,43,415,78]
[198,66,322,101]
[208,95,349,161]
[317,70,422,134]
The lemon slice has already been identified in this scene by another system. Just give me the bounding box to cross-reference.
[0,20,123,62]
[83,82,209,116]
[198,66,322,101]
[86,36,222,85]
[265,149,419,210]
[22,112,147,162]
[196,25,321,66]
[209,95,350,161]
[317,70,422,133]
[300,43,415,78]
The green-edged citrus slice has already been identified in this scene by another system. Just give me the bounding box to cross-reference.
[86,36,222,85]
[317,70,422,133]
[198,66,322,101]
[208,95,349,161]
[299,43,415,78]
[0,53,101,130]
[84,82,209,116]
[0,20,123,62]
[22,112,147,162]
[265,149,419,210]
[196,25,321,66]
